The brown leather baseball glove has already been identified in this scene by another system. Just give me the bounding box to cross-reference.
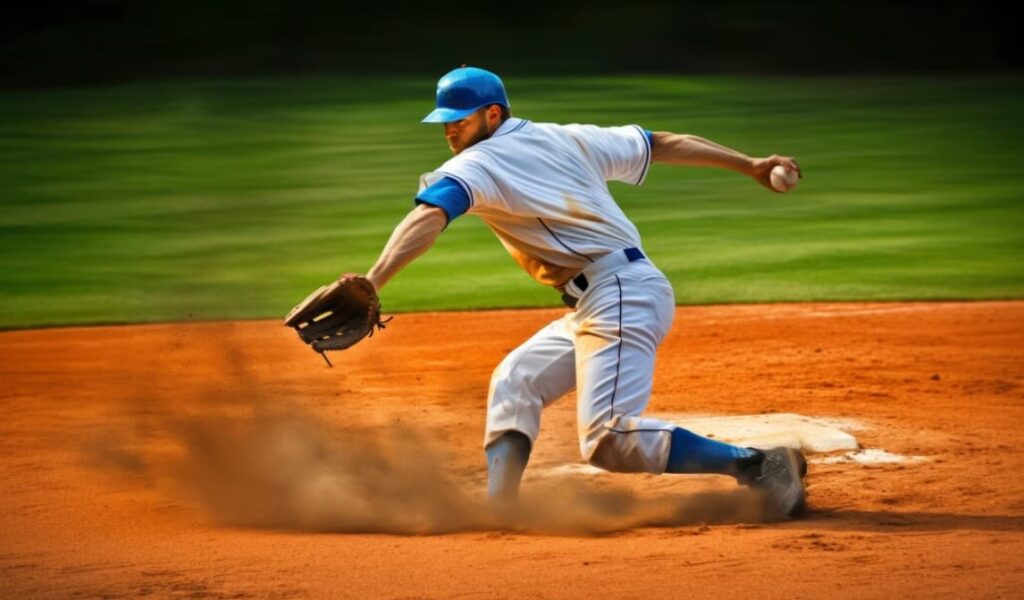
[284,274,390,366]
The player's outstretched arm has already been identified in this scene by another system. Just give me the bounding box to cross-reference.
[365,204,447,291]
[650,131,802,192]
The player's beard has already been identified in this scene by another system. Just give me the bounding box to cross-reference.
[449,115,496,155]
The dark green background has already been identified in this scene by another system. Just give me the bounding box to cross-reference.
[3,1,1016,88]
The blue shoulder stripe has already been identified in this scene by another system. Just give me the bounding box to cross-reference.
[415,176,471,223]
[633,125,653,185]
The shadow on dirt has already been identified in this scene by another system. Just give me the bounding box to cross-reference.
[803,509,1024,533]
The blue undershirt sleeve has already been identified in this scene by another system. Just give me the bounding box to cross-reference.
[415,176,471,224]
[643,129,655,148]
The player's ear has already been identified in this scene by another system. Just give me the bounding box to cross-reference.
[486,104,503,127]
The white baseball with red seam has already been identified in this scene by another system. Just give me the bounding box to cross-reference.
[770,165,799,192]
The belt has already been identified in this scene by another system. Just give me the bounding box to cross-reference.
[561,247,646,309]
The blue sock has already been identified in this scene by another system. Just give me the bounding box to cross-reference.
[665,427,762,477]
[485,431,531,501]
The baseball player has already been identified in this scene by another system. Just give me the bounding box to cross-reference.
[363,66,807,518]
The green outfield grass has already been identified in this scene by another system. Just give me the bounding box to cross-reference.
[1,76,1022,328]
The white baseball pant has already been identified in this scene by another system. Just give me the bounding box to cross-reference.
[484,252,677,473]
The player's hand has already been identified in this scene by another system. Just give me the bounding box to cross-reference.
[750,155,802,193]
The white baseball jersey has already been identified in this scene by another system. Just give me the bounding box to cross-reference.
[417,117,653,287]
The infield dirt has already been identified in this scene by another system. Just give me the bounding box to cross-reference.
[2,302,1023,598]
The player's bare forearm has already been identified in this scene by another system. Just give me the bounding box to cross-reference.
[365,204,447,291]
[650,131,802,192]
[650,132,755,174]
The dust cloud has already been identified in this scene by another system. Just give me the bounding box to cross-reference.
[84,344,766,535]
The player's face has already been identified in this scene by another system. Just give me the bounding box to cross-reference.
[443,107,498,155]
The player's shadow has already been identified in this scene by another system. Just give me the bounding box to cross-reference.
[514,486,772,534]
[513,482,1024,535]
[802,509,1024,533]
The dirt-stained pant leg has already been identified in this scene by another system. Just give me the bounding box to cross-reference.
[573,262,677,472]
[484,315,577,449]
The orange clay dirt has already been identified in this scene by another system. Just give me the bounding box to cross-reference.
[1,301,1023,599]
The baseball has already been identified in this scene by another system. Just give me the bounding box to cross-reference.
[770,165,799,192]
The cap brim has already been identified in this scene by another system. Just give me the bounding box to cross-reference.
[421,106,479,123]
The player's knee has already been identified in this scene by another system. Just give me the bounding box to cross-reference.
[489,354,519,387]
[581,429,628,472]
[585,439,627,472]
[581,428,661,473]
[490,361,540,404]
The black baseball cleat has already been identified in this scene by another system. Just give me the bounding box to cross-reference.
[738,447,808,520]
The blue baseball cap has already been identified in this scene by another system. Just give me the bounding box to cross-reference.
[422,66,510,123]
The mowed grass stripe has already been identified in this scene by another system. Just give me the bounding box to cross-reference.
[0,76,1021,328]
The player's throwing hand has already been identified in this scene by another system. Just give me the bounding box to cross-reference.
[751,154,803,193]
